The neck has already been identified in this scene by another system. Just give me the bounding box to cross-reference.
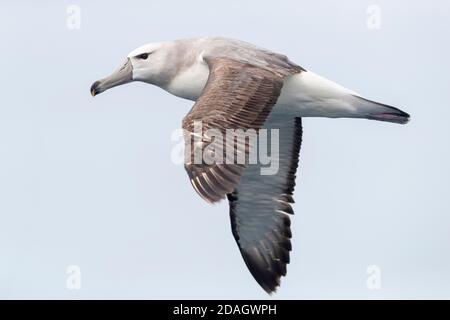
[163,56,210,101]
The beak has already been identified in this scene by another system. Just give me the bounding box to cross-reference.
[90,58,133,96]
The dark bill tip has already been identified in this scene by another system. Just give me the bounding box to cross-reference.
[90,81,100,97]
[90,59,133,97]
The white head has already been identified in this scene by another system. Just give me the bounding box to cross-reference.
[91,41,185,96]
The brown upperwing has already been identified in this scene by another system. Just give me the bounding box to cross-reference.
[182,57,286,203]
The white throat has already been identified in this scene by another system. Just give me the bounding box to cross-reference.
[165,56,210,101]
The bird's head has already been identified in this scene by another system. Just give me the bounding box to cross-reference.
[90,42,174,96]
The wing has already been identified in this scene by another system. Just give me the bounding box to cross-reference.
[182,57,285,203]
[228,116,302,293]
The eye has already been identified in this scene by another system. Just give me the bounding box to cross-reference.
[136,53,149,60]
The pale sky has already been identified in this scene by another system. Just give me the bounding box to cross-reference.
[0,0,449,299]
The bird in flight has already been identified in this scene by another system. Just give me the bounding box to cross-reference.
[91,37,410,293]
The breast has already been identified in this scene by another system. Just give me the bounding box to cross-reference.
[165,60,210,101]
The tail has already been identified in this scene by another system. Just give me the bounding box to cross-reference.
[284,71,410,124]
[351,95,410,124]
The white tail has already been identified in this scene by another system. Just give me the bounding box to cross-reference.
[280,71,410,124]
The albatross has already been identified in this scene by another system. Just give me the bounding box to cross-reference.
[90,37,410,293]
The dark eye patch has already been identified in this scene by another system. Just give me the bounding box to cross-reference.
[136,53,149,60]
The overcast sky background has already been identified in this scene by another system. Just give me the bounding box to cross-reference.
[0,0,449,299]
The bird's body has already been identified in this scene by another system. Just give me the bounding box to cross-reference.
[91,37,410,293]
[130,37,405,122]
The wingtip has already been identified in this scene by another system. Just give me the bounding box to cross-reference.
[263,282,280,295]
[238,245,287,295]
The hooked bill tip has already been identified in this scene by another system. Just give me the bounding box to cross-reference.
[90,81,100,97]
